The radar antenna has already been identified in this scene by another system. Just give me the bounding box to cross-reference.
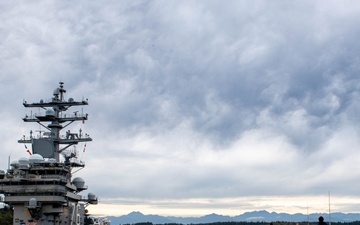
[18,82,92,162]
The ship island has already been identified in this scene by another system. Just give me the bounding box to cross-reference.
[0,82,109,225]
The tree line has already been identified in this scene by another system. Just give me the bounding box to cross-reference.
[0,208,12,225]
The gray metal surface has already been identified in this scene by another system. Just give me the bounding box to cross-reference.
[0,82,99,225]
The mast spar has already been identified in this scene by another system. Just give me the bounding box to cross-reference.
[18,81,92,162]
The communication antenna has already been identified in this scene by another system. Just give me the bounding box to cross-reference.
[307,204,309,225]
[7,154,10,170]
[328,191,331,225]
[7,150,14,170]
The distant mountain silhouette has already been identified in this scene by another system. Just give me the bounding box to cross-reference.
[112,211,174,224]
[107,210,360,225]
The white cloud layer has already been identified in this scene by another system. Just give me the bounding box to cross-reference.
[1,0,360,217]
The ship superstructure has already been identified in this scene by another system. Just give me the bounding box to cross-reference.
[0,82,98,225]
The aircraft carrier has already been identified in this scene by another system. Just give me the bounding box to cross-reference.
[0,82,102,225]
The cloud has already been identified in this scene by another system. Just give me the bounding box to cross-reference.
[1,0,360,216]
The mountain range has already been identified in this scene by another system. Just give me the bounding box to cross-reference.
[105,210,360,225]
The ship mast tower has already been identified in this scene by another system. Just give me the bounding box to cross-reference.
[18,81,92,162]
[0,82,98,225]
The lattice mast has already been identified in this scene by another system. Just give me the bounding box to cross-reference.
[18,82,92,162]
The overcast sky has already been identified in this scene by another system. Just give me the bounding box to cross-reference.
[1,0,360,218]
